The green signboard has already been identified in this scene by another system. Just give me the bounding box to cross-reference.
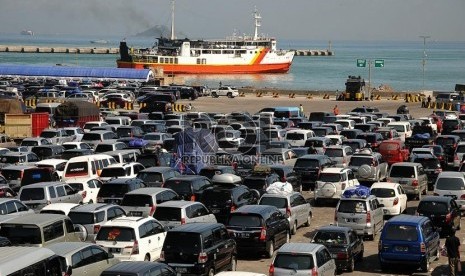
[375,59,385,68]
[357,59,366,67]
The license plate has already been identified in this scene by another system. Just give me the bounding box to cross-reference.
[130,211,143,216]
[211,209,220,214]
[235,232,250,238]
[345,218,357,223]
[396,246,408,252]
[109,248,121,253]
[176,267,187,273]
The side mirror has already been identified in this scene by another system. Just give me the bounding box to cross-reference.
[65,266,72,276]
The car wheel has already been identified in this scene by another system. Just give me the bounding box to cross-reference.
[208,268,215,276]
[229,255,237,271]
[304,213,312,227]
[348,257,355,272]
[227,92,233,98]
[144,254,150,262]
[212,92,217,98]
[266,240,274,258]
[420,256,430,272]
[291,221,297,235]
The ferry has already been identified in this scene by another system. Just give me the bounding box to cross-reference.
[117,3,294,74]
[20,30,34,36]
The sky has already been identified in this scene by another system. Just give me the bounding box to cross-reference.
[1,0,464,41]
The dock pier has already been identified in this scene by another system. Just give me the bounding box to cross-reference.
[293,49,334,56]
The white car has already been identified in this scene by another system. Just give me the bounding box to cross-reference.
[314,168,359,205]
[99,162,145,182]
[62,142,93,151]
[63,127,85,142]
[39,203,79,216]
[370,182,408,216]
[35,158,68,180]
[433,171,465,211]
[83,121,109,133]
[95,216,166,262]
[66,178,103,204]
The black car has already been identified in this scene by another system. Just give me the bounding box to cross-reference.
[61,149,94,160]
[101,262,176,276]
[355,132,384,151]
[268,164,302,192]
[161,223,237,276]
[434,135,460,164]
[96,178,146,205]
[416,196,461,237]
[340,129,364,140]
[31,145,65,160]
[312,225,364,272]
[293,154,333,191]
[242,169,280,195]
[136,167,180,187]
[411,154,442,190]
[342,139,368,153]
[441,119,462,135]
[137,152,172,168]
[201,183,259,224]
[422,145,447,168]
[226,205,290,258]
[198,165,237,179]
[163,175,212,201]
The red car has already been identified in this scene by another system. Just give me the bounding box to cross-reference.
[379,140,410,165]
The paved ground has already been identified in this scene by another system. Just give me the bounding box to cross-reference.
[174,95,456,275]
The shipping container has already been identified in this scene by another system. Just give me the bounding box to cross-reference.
[32,113,49,137]
[4,112,49,139]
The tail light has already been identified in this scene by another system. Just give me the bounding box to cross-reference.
[149,205,156,216]
[446,213,452,223]
[159,250,165,261]
[181,217,186,225]
[230,204,236,212]
[82,191,87,199]
[269,264,275,276]
[341,182,346,190]
[393,197,399,206]
[125,240,139,254]
[198,252,208,263]
[412,180,419,187]
[311,267,319,276]
[420,242,426,253]
[454,143,458,149]
[190,195,196,201]
[286,207,292,218]
[259,227,267,241]
[337,252,349,260]
[93,225,101,234]
[366,212,371,224]
[460,194,465,200]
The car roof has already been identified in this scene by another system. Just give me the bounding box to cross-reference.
[140,166,174,173]
[168,222,224,233]
[420,196,452,203]
[125,187,172,195]
[20,181,64,188]
[438,171,464,178]
[157,200,201,208]
[2,213,68,225]
[47,242,93,256]
[298,154,327,160]
[370,182,400,189]
[321,167,348,174]
[69,203,114,213]
[102,216,153,227]
[233,205,278,216]
[386,214,428,224]
[102,261,169,273]
[317,225,352,233]
[391,162,421,167]
[260,191,300,199]
[277,242,323,254]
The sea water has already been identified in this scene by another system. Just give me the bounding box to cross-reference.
[0,33,464,92]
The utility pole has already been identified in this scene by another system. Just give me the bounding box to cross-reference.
[419,35,430,91]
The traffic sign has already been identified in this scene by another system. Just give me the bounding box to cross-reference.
[375,59,385,68]
[357,59,366,67]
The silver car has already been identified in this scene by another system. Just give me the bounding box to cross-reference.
[387,162,428,200]
[258,192,312,235]
[323,145,354,167]
[120,187,179,217]
[348,151,388,182]
[271,243,336,276]
[153,201,217,229]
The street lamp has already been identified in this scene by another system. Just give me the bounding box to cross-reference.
[419,35,430,91]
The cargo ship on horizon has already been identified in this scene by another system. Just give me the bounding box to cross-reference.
[117,1,294,74]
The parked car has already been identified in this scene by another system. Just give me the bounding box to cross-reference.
[1,165,58,192]
[68,203,126,242]
[66,178,102,204]
[0,198,34,216]
[162,175,212,202]
[101,261,176,276]
[120,187,179,217]
[293,154,334,191]
[40,203,79,216]
[226,205,290,258]
[387,162,428,200]
[314,167,359,205]
[47,242,120,275]
[96,178,146,205]
[160,223,237,275]
[410,153,442,190]
[323,145,354,167]
[378,215,440,272]
[242,167,280,195]
[258,191,312,235]
[269,243,337,276]
[433,171,465,212]
[154,201,217,229]
[95,216,166,262]
[136,167,180,187]
[370,182,408,216]
[311,226,364,272]
[18,181,83,210]
[416,196,461,237]
[348,150,388,183]
[268,164,302,192]
[378,140,410,165]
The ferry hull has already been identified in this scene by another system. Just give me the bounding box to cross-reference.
[116,61,292,74]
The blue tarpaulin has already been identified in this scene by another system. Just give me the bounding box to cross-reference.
[0,65,153,81]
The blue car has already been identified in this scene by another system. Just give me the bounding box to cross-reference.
[378,214,440,272]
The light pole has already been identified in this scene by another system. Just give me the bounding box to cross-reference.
[419,35,430,91]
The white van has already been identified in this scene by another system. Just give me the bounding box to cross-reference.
[285,129,315,147]
[387,122,412,141]
[104,116,131,126]
[63,154,117,181]
[335,119,356,130]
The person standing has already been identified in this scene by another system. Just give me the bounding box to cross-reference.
[333,105,340,115]
[299,104,304,115]
[445,228,461,276]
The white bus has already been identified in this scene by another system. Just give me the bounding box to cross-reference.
[0,247,67,276]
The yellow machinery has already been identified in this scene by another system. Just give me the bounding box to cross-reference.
[344,75,366,101]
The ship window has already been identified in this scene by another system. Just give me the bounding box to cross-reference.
[202,59,206,64]
[197,59,201,64]
[212,50,221,54]
[164,58,169,63]
[159,58,164,64]
[154,57,158,63]
[223,50,233,54]
[174,58,178,64]
[170,58,173,63]
[202,50,211,54]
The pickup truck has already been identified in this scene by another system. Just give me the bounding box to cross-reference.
[405,125,435,150]
[211,86,239,98]
[39,128,75,145]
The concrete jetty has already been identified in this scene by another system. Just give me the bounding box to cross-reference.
[293,49,334,56]
[0,45,119,54]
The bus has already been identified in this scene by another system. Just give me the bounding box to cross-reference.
[0,247,67,276]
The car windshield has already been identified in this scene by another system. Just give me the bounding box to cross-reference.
[19,188,45,201]
[273,254,314,270]
[228,214,263,227]
[318,173,342,182]
[295,159,319,168]
[417,201,448,215]
[1,170,21,181]
[95,145,114,152]
[164,181,191,194]
[384,224,418,241]
[357,135,377,143]
[286,133,305,140]
[20,140,38,147]
[22,169,52,186]
[137,172,163,183]
[436,138,455,146]
[389,166,415,178]
[370,188,395,198]
[40,131,57,138]
[82,133,102,141]
[65,162,88,177]
[325,148,343,157]
[201,190,232,204]
[0,225,42,245]
[96,227,135,242]
[143,134,161,141]
[100,168,126,177]
[337,200,367,213]
[349,157,372,166]
[436,178,465,190]
[164,232,201,253]
[98,184,129,197]
[154,207,182,221]
[389,125,405,133]
[0,155,26,164]
[68,212,95,224]
[259,197,288,209]
[342,142,363,151]
[63,144,77,150]
[314,231,347,245]
[121,194,153,207]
